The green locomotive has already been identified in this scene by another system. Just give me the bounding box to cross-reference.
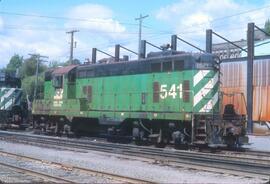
[0,71,28,129]
[32,51,248,147]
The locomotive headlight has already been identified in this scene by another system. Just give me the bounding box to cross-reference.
[185,113,191,119]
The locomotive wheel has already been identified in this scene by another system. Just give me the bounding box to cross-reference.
[225,134,237,148]
[134,138,144,146]
[155,141,166,148]
[174,143,188,150]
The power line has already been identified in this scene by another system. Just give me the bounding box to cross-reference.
[142,4,270,37]
[0,11,138,26]
[2,4,270,62]
[2,24,171,35]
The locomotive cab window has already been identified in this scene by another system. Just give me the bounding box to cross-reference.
[44,71,52,81]
[0,73,5,82]
[196,57,214,69]
[68,71,76,82]
[53,75,63,88]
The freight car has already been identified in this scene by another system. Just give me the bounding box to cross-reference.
[221,56,270,135]
[0,71,28,129]
[32,51,248,147]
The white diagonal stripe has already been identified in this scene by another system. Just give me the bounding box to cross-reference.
[1,98,13,110]
[193,70,210,87]
[199,92,219,112]
[0,88,15,103]
[193,73,218,107]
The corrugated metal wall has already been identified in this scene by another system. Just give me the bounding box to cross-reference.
[221,58,270,121]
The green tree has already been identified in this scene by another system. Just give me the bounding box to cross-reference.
[49,60,68,68]
[65,59,81,65]
[6,54,23,73]
[21,56,47,78]
[21,74,44,100]
[264,19,270,34]
[20,56,47,100]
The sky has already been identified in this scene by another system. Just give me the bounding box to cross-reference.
[0,0,269,68]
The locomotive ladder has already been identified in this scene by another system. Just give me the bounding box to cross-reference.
[194,73,217,144]
[194,117,207,144]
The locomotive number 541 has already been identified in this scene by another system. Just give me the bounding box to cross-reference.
[160,84,183,99]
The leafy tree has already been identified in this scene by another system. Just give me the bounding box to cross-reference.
[65,59,81,65]
[19,56,47,100]
[21,56,47,78]
[72,59,81,65]
[264,19,270,34]
[21,73,44,101]
[6,54,23,73]
[49,60,69,68]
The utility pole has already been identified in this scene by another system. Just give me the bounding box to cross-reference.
[29,54,48,101]
[247,23,255,134]
[66,30,79,64]
[135,14,148,59]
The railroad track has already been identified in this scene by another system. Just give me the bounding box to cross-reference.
[0,149,151,183]
[0,130,269,180]
[0,161,74,183]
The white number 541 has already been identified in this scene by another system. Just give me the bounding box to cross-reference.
[160,84,182,99]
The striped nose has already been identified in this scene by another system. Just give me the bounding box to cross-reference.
[193,70,219,113]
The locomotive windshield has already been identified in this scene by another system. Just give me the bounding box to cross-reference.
[195,54,217,70]
[0,71,21,88]
[0,72,5,82]
[53,75,63,88]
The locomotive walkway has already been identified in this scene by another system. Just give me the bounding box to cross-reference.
[0,130,269,181]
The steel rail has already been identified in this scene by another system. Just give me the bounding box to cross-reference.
[0,161,73,183]
[2,132,269,164]
[0,148,152,184]
[0,131,269,180]
[1,130,269,158]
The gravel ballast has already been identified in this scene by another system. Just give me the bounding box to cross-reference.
[0,140,267,183]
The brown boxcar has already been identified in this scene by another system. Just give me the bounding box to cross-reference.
[221,58,270,121]
[220,57,270,134]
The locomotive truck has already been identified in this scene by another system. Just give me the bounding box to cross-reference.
[32,50,248,148]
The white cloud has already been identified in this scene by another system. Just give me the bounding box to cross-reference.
[182,12,212,28]
[0,17,4,30]
[69,4,113,19]
[65,4,126,38]
[155,0,270,48]
[0,3,131,68]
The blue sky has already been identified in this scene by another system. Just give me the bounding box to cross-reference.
[0,0,269,67]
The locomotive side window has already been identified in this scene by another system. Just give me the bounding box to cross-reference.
[78,70,86,78]
[53,75,63,88]
[151,63,161,72]
[86,70,95,77]
[174,60,184,71]
[163,61,172,72]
